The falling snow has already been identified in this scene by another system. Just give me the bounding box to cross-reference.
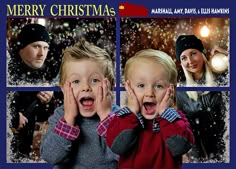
[6,17,230,163]
[7,18,116,87]
[120,18,229,86]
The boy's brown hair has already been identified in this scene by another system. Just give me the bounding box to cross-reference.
[59,39,115,88]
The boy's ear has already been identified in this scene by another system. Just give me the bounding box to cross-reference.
[60,85,65,94]
[173,84,176,98]
[111,84,115,91]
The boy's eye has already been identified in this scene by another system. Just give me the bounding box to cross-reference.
[91,79,100,83]
[137,84,145,88]
[154,84,163,89]
[72,80,80,84]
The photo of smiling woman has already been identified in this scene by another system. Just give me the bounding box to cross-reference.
[175,35,229,87]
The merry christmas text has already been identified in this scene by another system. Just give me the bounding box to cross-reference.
[7,4,116,17]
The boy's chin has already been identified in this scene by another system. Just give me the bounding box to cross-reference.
[141,112,158,120]
[79,110,97,118]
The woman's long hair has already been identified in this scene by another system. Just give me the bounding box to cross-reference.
[181,53,215,101]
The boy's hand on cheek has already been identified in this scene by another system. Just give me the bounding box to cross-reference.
[63,81,79,126]
[96,78,112,121]
[125,80,140,114]
[156,84,174,115]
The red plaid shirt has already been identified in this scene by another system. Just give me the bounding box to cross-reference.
[54,113,115,140]
[96,113,115,137]
[54,117,80,140]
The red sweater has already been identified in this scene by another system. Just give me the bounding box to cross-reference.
[106,108,194,169]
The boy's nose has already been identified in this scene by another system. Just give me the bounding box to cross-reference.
[81,83,91,92]
[145,88,155,98]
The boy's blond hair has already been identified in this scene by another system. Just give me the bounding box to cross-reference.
[59,40,115,88]
[124,49,177,85]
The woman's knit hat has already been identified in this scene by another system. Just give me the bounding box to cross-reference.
[18,24,50,49]
[175,35,205,60]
